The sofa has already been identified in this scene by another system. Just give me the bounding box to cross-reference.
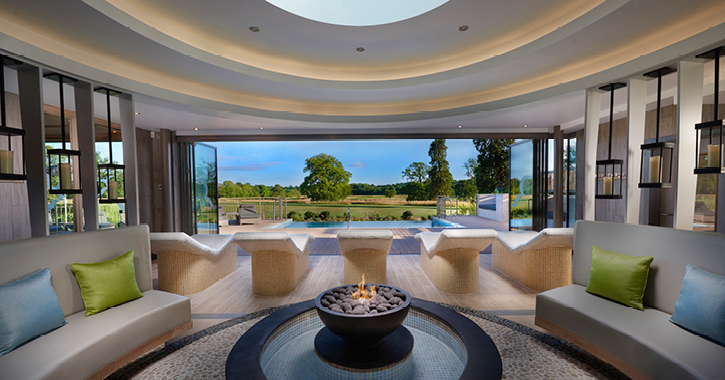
[536,220,725,380]
[0,225,192,380]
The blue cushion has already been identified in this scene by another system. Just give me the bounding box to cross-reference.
[670,265,725,347]
[0,268,67,356]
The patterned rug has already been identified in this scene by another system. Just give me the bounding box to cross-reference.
[106,303,629,380]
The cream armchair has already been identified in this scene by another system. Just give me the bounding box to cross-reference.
[150,233,238,295]
[233,232,315,296]
[414,229,498,294]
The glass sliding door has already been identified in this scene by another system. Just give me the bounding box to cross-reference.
[510,140,533,230]
[194,143,218,234]
[564,135,577,227]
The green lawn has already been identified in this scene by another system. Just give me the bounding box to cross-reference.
[284,203,436,219]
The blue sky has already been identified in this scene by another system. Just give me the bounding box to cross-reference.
[212,140,479,187]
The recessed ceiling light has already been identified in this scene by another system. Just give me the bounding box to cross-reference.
[194,128,199,131]
[134,111,140,115]
[523,124,528,128]
[458,125,462,128]
[356,47,365,52]
[459,25,469,32]
[112,130,117,134]
[260,126,264,130]
[249,26,260,32]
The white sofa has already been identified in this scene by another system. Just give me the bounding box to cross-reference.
[536,221,725,380]
[0,225,192,380]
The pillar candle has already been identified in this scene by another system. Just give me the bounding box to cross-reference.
[108,181,118,200]
[59,163,72,189]
[707,144,721,167]
[0,150,13,174]
[603,177,613,195]
[649,156,661,183]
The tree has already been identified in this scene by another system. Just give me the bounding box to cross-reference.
[402,162,430,183]
[300,153,352,201]
[463,158,478,179]
[454,178,477,200]
[271,184,286,198]
[218,180,242,198]
[473,139,514,193]
[256,184,271,197]
[384,186,396,198]
[428,139,453,198]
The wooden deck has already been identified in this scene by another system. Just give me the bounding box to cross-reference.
[174,254,538,328]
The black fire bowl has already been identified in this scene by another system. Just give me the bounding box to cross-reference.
[314,284,412,348]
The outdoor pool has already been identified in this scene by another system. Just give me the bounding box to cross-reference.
[269,219,464,229]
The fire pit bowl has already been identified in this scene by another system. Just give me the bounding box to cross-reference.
[315,283,411,348]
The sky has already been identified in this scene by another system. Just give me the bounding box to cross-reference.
[212,139,479,187]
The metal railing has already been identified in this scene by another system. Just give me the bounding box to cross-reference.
[437,197,452,219]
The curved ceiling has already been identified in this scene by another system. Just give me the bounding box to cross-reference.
[0,0,724,136]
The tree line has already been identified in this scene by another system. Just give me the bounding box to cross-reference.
[218,139,515,202]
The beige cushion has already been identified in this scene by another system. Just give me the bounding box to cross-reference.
[414,229,497,256]
[233,232,314,256]
[150,233,234,258]
[497,228,573,252]
[337,230,394,252]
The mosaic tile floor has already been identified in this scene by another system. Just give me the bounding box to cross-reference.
[106,304,629,380]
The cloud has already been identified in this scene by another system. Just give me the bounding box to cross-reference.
[348,161,365,168]
[219,161,285,171]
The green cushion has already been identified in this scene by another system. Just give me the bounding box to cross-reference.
[585,245,653,310]
[71,251,143,316]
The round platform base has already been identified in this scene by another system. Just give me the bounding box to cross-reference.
[314,326,414,370]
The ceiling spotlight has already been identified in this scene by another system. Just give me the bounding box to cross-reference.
[134,111,140,115]
[249,26,260,32]
[458,125,462,128]
[459,25,469,32]
[260,126,264,130]
[194,128,199,131]
[356,47,365,52]
[523,124,528,128]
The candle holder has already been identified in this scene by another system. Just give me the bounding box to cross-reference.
[96,88,126,204]
[694,47,724,174]
[639,67,676,188]
[595,83,626,200]
[0,55,26,181]
[45,73,82,195]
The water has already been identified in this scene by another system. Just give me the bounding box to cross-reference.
[270,219,464,229]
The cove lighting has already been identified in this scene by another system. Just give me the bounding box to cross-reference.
[265,0,449,26]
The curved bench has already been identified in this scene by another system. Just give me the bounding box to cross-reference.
[150,233,238,296]
[536,221,725,380]
[414,229,497,294]
[0,226,191,380]
[233,232,315,296]
[492,228,573,291]
[337,229,394,284]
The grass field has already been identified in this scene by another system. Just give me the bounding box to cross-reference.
[285,203,437,220]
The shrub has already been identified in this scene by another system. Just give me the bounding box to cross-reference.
[319,210,331,221]
[401,210,414,220]
[287,211,298,220]
[304,211,317,220]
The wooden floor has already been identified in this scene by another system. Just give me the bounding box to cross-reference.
[184,254,536,316]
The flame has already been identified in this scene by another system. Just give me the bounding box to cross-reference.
[352,274,376,301]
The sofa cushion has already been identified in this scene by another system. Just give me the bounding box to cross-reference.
[71,250,144,316]
[0,268,66,356]
[0,290,191,380]
[585,245,653,310]
[537,285,725,380]
[670,265,725,347]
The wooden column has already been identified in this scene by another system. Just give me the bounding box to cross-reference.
[74,80,97,231]
[553,126,564,227]
[583,88,603,221]
[18,65,48,237]
[674,60,704,230]
[160,128,174,231]
[626,77,647,225]
[119,93,139,226]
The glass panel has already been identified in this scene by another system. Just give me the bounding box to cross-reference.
[43,77,80,234]
[510,140,533,231]
[694,174,716,232]
[194,143,218,234]
[565,137,577,228]
[94,90,125,229]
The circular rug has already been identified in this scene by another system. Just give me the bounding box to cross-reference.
[106,303,630,380]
